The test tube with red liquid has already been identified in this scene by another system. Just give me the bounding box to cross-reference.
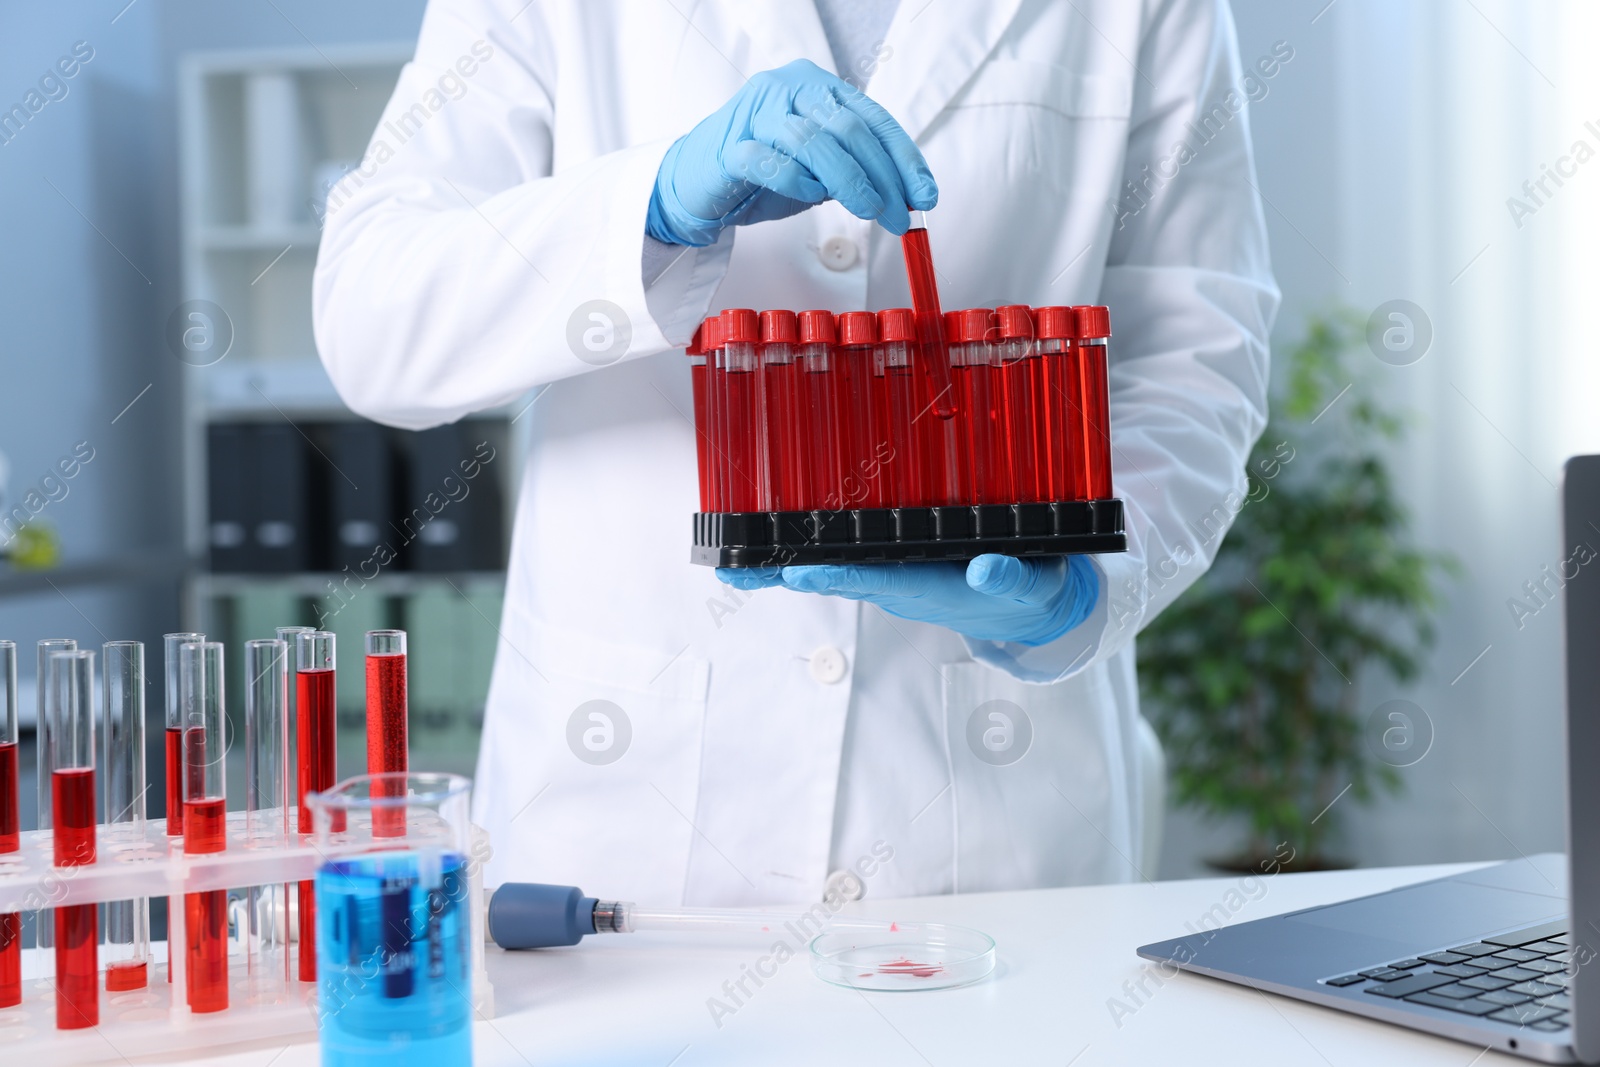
[876,308,927,507]
[758,310,802,512]
[720,309,763,513]
[46,648,97,1029]
[1033,307,1082,502]
[275,626,312,977]
[900,211,957,421]
[797,311,840,511]
[183,639,233,1017]
[836,312,882,509]
[245,638,290,982]
[163,632,203,839]
[102,641,151,992]
[699,316,726,512]
[366,630,408,838]
[179,641,229,1013]
[996,306,1042,502]
[295,631,337,982]
[948,310,1006,504]
[1075,306,1114,499]
[686,324,711,512]
[0,641,17,1008]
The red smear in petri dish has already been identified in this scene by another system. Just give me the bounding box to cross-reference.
[877,957,946,978]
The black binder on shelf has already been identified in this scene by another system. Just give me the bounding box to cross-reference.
[328,422,395,573]
[401,424,504,572]
[251,423,311,573]
[206,423,251,572]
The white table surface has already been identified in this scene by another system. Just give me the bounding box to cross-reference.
[117,861,1535,1066]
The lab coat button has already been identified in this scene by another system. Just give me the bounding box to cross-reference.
[810,646,848,684]
[818,236,859,271]
[825,868,865,902]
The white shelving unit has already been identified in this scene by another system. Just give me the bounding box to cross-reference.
[176,45,519,779]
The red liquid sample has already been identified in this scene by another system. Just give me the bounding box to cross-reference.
[842,350,884,508]
[165,726,184,836]
[1080,342,1112,499]
[0,742,15,852]
[105,959,148,991]
[1028,352,1056,502]
[183,797,228,1011]
[1000,353,1039,503]
[761,357,802,511]
[876,957,946,978]
[690,360,710,512]
[721,363,759,512]
[900,227,957,419]
[885,358,928,507]
[53,767,96,867]
[55,904,98,1028]
[801,356,840,511]
[1041,342,1083,501]
[367,652,408,838]
[954,362,998,504]
[185,887,229,1013]
[0,744,17,1006]
[0,912,18,1007]
[297,667,337,982]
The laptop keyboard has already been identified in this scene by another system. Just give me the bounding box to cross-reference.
[1322,919,1572,1032]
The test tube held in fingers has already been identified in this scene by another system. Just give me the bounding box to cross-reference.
[46,649,97,1029]
[365,630,408,837]
[900,211,957,420]
[180,641,229,1013]
[295,631,337,982]
[245,638,290,982]
[102,641,151,992]
[0,641,18,1007]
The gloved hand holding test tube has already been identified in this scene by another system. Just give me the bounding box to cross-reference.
[485,882,996,991]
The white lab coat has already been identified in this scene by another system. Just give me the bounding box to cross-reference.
[313,0,1277,906]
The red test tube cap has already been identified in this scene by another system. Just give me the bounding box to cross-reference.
[1075,305,1112,339]
[702,314,725,350]
[948,308,995,344]
[837,311,878,348]
[877,308,916,342]
[686,323,705,356]
[996,305,1035,340]
[797,310,837,345]
[1034,306,1074,340]
[760,309,799,345]
[720,308,760,344]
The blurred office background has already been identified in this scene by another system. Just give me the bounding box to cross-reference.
[0,0,1592,879]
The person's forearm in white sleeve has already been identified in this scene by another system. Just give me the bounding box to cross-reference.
[312,0,730,431]
[966,0,1280,682]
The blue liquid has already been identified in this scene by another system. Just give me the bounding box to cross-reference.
[315,850,472,1066]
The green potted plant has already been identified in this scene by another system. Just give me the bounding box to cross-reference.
[1137,311,1458,871]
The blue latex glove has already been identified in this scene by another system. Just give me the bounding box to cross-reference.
[647,59,938,248]
[719,554,1101,647]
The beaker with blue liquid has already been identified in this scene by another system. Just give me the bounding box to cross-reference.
[309,773,474,1066]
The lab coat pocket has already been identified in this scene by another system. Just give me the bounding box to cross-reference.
[938,60,1132,197]
[476,608,710,901]
[942,660,1133,892]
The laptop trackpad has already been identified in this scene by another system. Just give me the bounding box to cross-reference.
[1285,879,1562,948]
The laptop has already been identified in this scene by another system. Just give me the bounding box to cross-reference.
[1137,454,1600,1065]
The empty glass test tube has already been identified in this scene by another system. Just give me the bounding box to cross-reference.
[245,638,290,982]
[33,639,75,969]
[47,649,98,1029]
[180,641,229,1013]
[0,641,17,1008]
[102,641,151,992]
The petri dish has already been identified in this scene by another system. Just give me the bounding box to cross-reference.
[809,922,995,991]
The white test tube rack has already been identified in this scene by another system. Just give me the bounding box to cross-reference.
[0,807,494,1064]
